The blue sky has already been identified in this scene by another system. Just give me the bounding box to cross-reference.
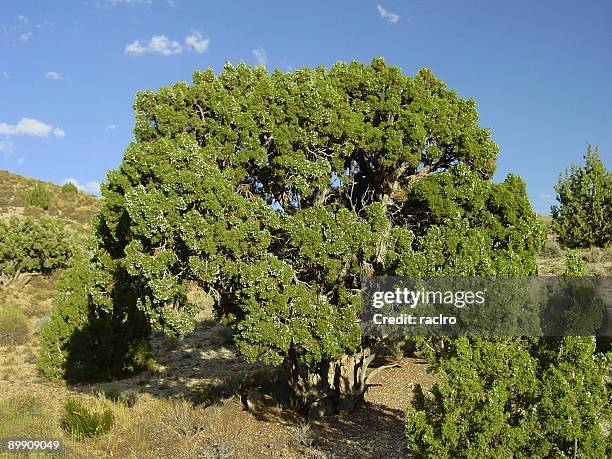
[0,0,610,213]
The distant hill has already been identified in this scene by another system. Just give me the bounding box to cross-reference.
[0,170,100,230]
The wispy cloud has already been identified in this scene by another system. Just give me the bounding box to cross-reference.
[377,4,400,23]
[62,178,101,195]
[125,35,183,56]
[185,31,209,54]
[1,71,8,80]
[45,71,63,80]
[0,118,65,138]
[19,31,32,43]
[252,47,267,65]
[105,124,118,131]
[97,0,151,6]
[538,193,555,203]
[0,141,15,157]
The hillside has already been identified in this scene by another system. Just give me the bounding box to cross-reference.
[0,170,100,231]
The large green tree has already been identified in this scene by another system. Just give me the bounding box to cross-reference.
[552,144,611,248]
[43,58,545,413]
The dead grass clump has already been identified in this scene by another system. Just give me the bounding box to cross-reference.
[158,398,209,438]
[583,246,603,263]
[601,246,612,263]
[94,382,139,408]
[0,304,29,345]
[540,238,564,258]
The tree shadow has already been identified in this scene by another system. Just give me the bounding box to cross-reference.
[309,402,413,458]
[70,318,264,403]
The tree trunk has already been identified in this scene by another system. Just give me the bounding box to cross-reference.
[282,346,375,419]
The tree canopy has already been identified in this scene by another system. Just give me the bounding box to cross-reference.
[42,58,545,409]
[552,144,611,248]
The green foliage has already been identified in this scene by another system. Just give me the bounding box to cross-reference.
[552,144,612,248]
[37,255,152,382]
[563,248,587,276]
[91,58,543,375]
[406,247,608,456]
[62,398,114,440]
[0,215,74,276]
[406,337,611,457]
[0,305,29,345]
[61,182,79,194]
[26,183,51,209]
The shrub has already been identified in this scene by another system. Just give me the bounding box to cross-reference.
[0,305,29,345]
[61,182,79,194]
[26,183,51,210]
[405,248,610,457]
[564,248,587,276]
[62,398,114,440]
[0,215,74,276]
[406,337,610,458]
[37,255,152,382]
[552,144,612,248]
[540,237,563,258]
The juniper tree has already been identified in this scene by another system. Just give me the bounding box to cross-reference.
[552,144,611,248]
[44,58,545,412]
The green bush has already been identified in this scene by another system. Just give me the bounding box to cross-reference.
[0,215,74,276]
[61,182,79,194]
[62,398,114,440]
[0,305,29,345]
[37,256,153,382]
[26,183,51,210]
[406,337,611,458]
[405,250,609,457]
[552,144,612,248]
[564,248,587,276]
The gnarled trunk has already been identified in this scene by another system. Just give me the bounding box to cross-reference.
[282,346,376,418]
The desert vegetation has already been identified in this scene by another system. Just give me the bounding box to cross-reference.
[0,59,610,458]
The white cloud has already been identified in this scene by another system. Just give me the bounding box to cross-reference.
[97,0,151,6]
[19,31,32,43]
[0,141,15,156]
[0,118,65,138]
[252,47,267,65]
[45,71,63,80]
[125,35,183,56]
[17,15,29,24]
[185,31,209,54]
[105,124,118,131]
[62,178,101,195]
[1,71,8,80]
[377,4,400,23]
[539,193,555,203]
